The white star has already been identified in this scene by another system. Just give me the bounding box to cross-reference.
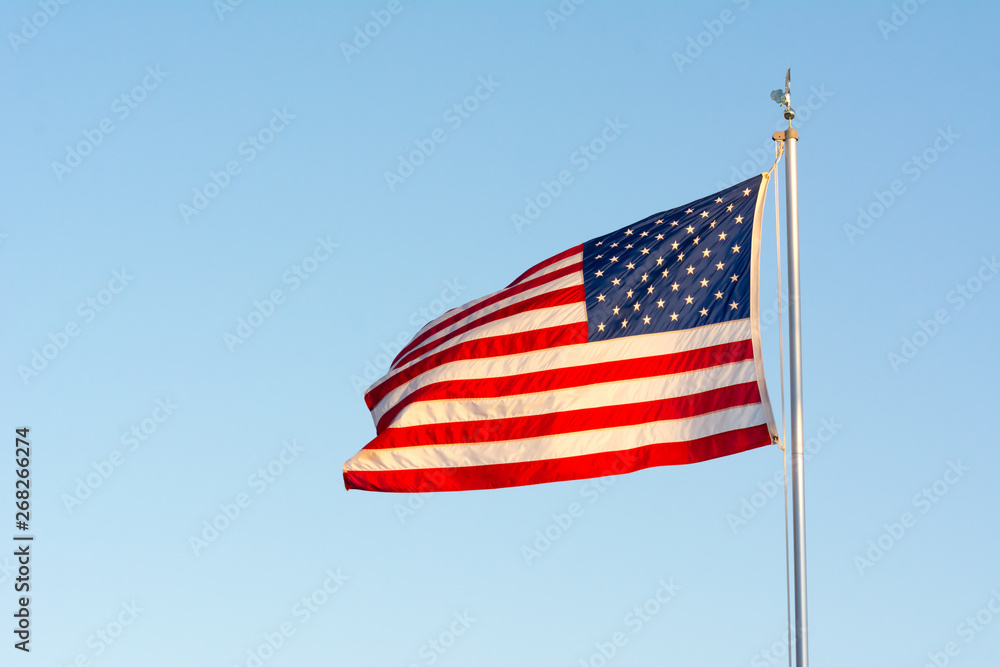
[692,236,700,245]
[700,211,709,218]
[654,219,663,225]
[625,229,633,235]
[699,278,709,287]
[661,269,670,278]
[677,253,685,261]
[640,273,649,282]
[686,225,695,234]
[595,241,603,246]
[702,248,711,257]
[715,197,723,203]
[640,247,650,255]
[646,285,655,294]
[610,256,619,262]
[685,208,693,214]
[726,204,734,212]
[655,233,664,240]
[700,308,709,316]
[710,221,717,228]
[729,301,739,310]
[625,243,633,249]
[621,319,628,328]
[671,241,680,250]
[718,231,727,240]
[612,306,621,315]
[671,282,680,291]
[611,242,619,247]
[596,293,606,302]
[633,302,641,311]
[597,322,605,332]
[656,257,664,266]
[594,269,604,277]
[715,261,725,270]
[735,215,744,223]
[595,254,603,259]
[686,265,696,275]
[743,188,751,196]
[656,298,665,308]
[626,289,634,298]
[671,221,679,226]
[714,291,724,299]
[642,316,651,325]
[670,311,679,321]
[626,261,635,270]
[731,244,741,253]
[612,277,621,286]
[684,295,694,304]
[640,231,649,237]
[730,274,739,282]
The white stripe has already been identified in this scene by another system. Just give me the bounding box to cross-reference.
[388,359,757,428]
[511,252,582,286]
[390,272,583,372]
[347,403,765,471]
[385,302,587,381]
[370,318,752,426]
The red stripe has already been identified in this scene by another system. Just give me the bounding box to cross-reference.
[343,424,773,492]
[391,262,583,367]
[506,244,582,288]
[366,323,589,411]
[392,285,585,370]
[375,339,754,432]
[367,382,760,449]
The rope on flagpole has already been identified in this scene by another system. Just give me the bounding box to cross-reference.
[769,139,793,667]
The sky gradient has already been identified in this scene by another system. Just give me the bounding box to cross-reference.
[2,1,998,665]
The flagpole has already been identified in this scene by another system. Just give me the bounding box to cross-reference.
[772,70,809,667]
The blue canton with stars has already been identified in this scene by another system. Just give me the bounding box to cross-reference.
[583,175,763,341]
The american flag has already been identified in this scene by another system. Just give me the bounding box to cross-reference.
[344,174,778,493]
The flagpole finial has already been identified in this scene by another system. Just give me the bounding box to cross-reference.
[770,68,795,124]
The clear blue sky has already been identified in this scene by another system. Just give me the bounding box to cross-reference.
[2,1,998,665]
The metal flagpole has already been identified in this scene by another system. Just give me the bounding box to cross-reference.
[771,69,808,667]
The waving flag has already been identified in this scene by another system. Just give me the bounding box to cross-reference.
[344,174,779,493]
